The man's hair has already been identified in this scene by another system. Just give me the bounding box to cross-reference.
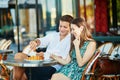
[60,15,73,23]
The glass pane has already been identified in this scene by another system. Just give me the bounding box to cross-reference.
[109,0,113,28]
[38,0,56,35]
[61,0,73,16]
[16,0,37,50]
[79,0,95,33]
[109,0,120,35]
[0,9,14,40]
[86,0,95,33]
[46,0,56,30]
[117,0,120,34]
[79,0,84,18]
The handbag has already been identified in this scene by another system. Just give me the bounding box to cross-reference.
[94,57,120,76]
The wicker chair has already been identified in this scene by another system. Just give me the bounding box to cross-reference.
[0,39,7,48]
[81,50,101,80]
[82,45,120,80]
[0,39,12,80]
[109,44,120,59]
[0,40,12,50]
[99,44,120,80]
[97,42,114,56]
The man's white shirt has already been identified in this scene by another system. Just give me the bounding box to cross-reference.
[37,32,71,70]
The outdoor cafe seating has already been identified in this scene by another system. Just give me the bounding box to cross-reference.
[81,43,120,80]
[0,39,120,80]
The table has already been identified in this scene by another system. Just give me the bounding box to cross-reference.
[0,49,13,61]
[2,59,57,67]
[1,59,57,80]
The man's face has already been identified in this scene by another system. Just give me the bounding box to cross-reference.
[59,21,70,36]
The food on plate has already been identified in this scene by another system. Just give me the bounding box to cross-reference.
[26,56,44,60]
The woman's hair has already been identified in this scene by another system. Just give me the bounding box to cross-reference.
[70,17,93,52]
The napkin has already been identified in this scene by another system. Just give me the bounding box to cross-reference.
[22,45,36,56]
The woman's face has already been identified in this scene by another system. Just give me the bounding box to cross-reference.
[71,24,84,39]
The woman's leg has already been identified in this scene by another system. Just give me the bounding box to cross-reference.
[51,73,70,80]
[13,53,28,80]
[21,73,28,80]
[13,67,26,80]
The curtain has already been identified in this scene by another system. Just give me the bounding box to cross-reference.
[94,0,108,33]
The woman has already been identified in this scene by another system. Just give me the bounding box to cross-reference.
[50,17,96,80]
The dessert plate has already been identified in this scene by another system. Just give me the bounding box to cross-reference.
[24,59,43,63]
[43,59,55,64]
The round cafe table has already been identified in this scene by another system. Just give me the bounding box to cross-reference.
[2,59,57,67]
[1,58,57,80]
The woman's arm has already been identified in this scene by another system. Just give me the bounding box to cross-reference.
[74,40,96,67]
[50,54,71,65]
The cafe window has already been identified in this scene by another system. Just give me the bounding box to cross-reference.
[109,0,120,35]
[61,0,73,16]
[2,0,120,51]
[79,0,95,33]
[79,0,120,35]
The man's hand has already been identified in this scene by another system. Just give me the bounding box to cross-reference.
[14,52,28,60]
[29,40,38,50]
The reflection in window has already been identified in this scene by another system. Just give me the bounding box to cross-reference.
[38,0,56,31]
[79,0,95,33]
[61,0,73,16]
[117,0,120,34]
[39,0,56,33]
[45,0,56,30]
[117,0,120,27]
[109,0,120,35]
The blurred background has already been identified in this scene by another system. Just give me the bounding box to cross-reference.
[0,0,120,52]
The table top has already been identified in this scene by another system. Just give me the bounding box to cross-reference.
[2,59,57,67]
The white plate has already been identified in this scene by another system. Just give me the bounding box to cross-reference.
[43,59,55,64]
[24,59,43,62]
[44,59,53,62]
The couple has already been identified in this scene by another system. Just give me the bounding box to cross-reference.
[13,15,96,80]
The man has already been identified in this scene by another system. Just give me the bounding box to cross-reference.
[13,15,73,80]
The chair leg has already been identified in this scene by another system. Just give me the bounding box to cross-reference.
[97,77,102,80]
[116,76,120,80]
[9,69,13,80]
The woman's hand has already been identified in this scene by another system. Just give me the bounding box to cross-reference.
[50,54,62,60]
[74,26,83,40]
[73,26,84,47]
[50,54,71,65]
[73,37,80,47]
